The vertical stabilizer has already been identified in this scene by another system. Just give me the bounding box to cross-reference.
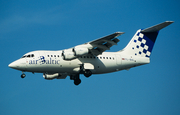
[120,21,173,57]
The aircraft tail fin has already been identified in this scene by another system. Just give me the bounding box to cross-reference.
[120,21,173,57]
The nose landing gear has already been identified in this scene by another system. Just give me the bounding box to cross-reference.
[21,72,26,78]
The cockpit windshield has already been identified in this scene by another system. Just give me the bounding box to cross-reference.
[21,54,34,58]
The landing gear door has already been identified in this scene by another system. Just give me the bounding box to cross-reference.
[116,54,122,66]
[84,63,94,70]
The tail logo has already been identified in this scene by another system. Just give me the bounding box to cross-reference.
[121,21,173,58]
[132,30,155,57]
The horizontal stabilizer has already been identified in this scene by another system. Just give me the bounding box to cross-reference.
[141,21,174,33]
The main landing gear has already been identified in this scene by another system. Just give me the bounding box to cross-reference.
[83,69,92,78]
[70,70,92,86]
[70,74,81,86]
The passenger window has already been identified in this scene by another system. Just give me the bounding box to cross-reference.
[54,55,56,57]
[47,55,49,57]
[58,55,59,57]
[51,55,53,57]
[110,57,111,59]
[103,57,105,59]
[106,57,108,59]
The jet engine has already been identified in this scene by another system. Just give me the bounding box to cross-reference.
[62,47,89,60]
[73,47,89,56]
[43,73,67,80]
[62,51,76,60]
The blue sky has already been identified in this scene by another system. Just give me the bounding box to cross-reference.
[0,0,180,115]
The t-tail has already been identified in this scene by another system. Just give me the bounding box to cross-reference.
[120,21,174,58]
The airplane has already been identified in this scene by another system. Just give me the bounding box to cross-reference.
[8,21,173,85]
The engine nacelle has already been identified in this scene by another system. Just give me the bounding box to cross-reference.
[62,51,76,60]
[43,73,67,80]
[73,47,89,56]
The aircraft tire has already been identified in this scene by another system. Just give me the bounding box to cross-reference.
[84,70,92,78]
[21,73,26,78]
[74,78,81,85]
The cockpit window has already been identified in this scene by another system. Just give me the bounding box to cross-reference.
[21,55,26,58]
[21,54,35,58]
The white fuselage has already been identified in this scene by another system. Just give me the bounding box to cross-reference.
[9,50,150,76]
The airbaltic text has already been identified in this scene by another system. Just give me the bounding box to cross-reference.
[29,56,60,65]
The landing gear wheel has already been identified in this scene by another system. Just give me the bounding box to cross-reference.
[72,74,81,85]
[74,78,81,86]
[21,73,26,78]
[84,70,92,78]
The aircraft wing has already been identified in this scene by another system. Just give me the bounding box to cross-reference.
[87,32,124,55]
[62,32,124,60]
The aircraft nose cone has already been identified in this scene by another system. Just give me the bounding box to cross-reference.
[8,61,18,69]
[8,59,27,71]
